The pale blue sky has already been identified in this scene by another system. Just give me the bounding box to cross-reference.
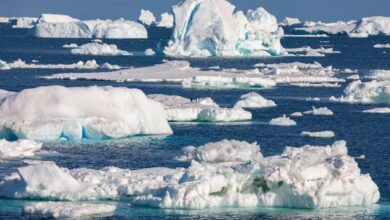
[1,0,389,22]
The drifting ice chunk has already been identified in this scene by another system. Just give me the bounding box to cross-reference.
[0,140,379,209]
[0,139,42,158]
[363,107,390,114]
[290,112,303,117]
[366,70,390,81]
[279,17,301,26]
[6,59,120,70]
[197,108,252,122]
[304,107,334,115]
[157,12,174,28]
[330,80,390,104]
[374,44,390,48]
[234,92,276,108]
[0,86,172,141]
[144,48,156,56]
[164,0,285,57]
[294,20,357,35]
[269,115,297,126]
[85,19,147,39]
[70,43,131,56]
[0,60,10,70]
[138,9,156,26]
[62,43,78,48]
[24,202,116,218]
[301,131,335,138]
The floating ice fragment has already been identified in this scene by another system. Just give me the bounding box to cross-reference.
[304,107,334,115]
[70,43,132,56]
[269,115,297,126]
[301,131,335,138]
[0,139,42,158]
[234,92,276,108]
[363,107,390,113]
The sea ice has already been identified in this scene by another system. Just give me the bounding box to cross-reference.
[0,139,42,158]
[70,43,131,56]
[6,59,120,70]
[157,12,174,28]
[234,92,276,108]
[164,0,286,57]
[301,131,335,138]
[374,44,390,48]
[363,107,390,114]
[0,86,172,141]
[0,60,10,70]
[304,107,334,116]
[366,70,390,81]
[269,115,297,126]
[138,9,156,26]
[62,43,78,48]
[286,46,340,57]
[144,48,156,56]
[290,112,303,117]
[279,17,301,26]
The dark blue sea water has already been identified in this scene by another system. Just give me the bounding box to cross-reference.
[0,27,389,219]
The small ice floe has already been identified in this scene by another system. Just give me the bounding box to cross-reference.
[363,107,390,114]
[92,39,102,43]
[0,139,42,158]
[286,46,341,57]
[234,92,276,109]
[373,44,390,48]
[269,115,297,126]
[290,112,303,117]
[5,59,120,70]
[0,59,10,70]
[330,80,390,104]
[342,68,359,74]
[290,82,341,87]
[304,107,334,115]
[144,48,156,56]
[62,43,78,48]
[23,202,116,218]
[0,140,379,209]
[301,131,335,138]
[70,43,132,56]
[347,75,360,80]
[305,97,321,101]
[366,70,390,81]
[356,155,366,160]
[148,94,252,122]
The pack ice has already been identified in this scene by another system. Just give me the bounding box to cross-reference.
[164,0,286,57]
[0,86,172,141]
[29,14,147,39]
[0,140,379,209]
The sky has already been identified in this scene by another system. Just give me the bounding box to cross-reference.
[1,0,389,22]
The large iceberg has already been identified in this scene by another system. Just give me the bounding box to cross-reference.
[0,140,379,209]
[164,0,286,57]
[29,14,147,39]
[0,86,172,141]
[138,9,156,26]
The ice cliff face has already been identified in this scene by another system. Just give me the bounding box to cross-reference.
[164,0,286,57]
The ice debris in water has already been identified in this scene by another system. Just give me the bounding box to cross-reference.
[301,131,335,138]
[0,139,42,158]
[304,107,334,116]
[62,43,78,48]
[269,115,297,126]
[234,92,276,109]
[23,202,116,218]
[330,80,390,104]
[144,48,156,56]
[366,70,390,81]
[0,140,379,209]
[363,107,390,114]
[70,43,132,56]
[4,59,120,70]
[164,0,286,57]
[148,94,252,122]
[290,112,303,117]
[0,86,172,141]
[0,59,10,70]
[138,9,156,26]
[373,44,390,48]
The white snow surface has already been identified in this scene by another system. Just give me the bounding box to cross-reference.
[164,0,286,57]
[301,131,335,138]
[234,92,276,108]
[363,107,390,114]
[304,107,334,116]
[330,80,390,104]
[0,86,172,141]
[70,43,131,56]
[138,9,156,26]
[0,140,379,209]
[30,14,147,39]
[24,202,115,218]
[269,115,297,126]
[157,12,174,27]
[0,139,42,158]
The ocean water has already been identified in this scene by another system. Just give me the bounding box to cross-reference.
[0,27,389,219]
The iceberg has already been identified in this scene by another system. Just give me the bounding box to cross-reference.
[157,12,174,28]
[304,107,334,116]
[148,94,252,122]
[363,107,390,114]
[70,43,132,56]
[24,202,116,218]
[279,17,301,26]
[234,92,276,108]
[285,46,341,57]
[62,43,78,48]
[138,9,156,26]
[30,14,147,39]
[290,112,303,117]
[330,80,390,104]
[10,17,38,28]
[0,86,172,141]
[269,115,297,126]
[0,140,379,209]
[0,139,42,158]
[0,60,10,70]
[164,0,286,57]
[301,131,335,138]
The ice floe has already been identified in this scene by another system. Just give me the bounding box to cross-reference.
[164,0,285,57]
[24,202,116,218]
[279,17,301,26]
[144,48,156,56]
[62,43,78,48]
[5,59,120,70]
[0,139,42,158]
[290,112,303,117]
[286,46,341,57]
[304,107,334,116]
[148,94,252,122]
[157,12,174,28]
[138,9,156,26]
[269,115,297,126]
[366,70,390,81]
[0,140,379,209]
[70,43,132,56]
[363,107,390,114]
[234,92,276,108]
[301,131,335,138]
[0,60,10,70]
[0,86,172,141]
[330,80,390,104]
[30,14,147,39]
[374,44,390,49]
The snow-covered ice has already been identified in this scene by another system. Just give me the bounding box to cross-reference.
[301,131,335,138]
[0,140,379,209]
[0,139,42,158]
[234,92,276,108]
[363,107,390,114]
[138,9,156,26]
[269,115,297,126]
[24,202,116,218]
[70,43,132,56]
[164,0,286,57]
[157,12,174,28]
[0,86,172,141]
[304,107,334,116]
[144,48,156,56]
